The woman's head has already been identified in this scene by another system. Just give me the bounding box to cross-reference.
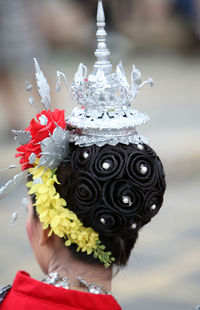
[28,142,165,268]
[49,142,166,267]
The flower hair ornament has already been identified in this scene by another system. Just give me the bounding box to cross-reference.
[0,1,165,268]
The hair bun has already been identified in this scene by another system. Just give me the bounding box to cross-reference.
[64,143,165,237]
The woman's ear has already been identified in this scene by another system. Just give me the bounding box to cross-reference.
[39,226,52,246]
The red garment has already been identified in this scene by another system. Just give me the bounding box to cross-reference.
[1,271,121,310]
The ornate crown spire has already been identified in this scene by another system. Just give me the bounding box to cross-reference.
[55,0,154,147]
[93,0,112,74]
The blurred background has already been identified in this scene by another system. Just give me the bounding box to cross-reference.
[0,0,200,309]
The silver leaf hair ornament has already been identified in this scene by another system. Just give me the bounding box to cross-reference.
[39,127,70,170]
[56,0,154,147]
[34,58,51,110]
[12,130,32,145]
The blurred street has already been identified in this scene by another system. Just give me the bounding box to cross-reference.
[0,0,200,309]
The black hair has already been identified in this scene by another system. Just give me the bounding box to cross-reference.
[52,142,166,267]
[29,142,165,266]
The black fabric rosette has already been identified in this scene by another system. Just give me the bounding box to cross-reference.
[62,143,166,236]
[127,215,145,232]
[103,179,144,216]
[67,172,102,213]
[90,205,125,236]
[90,146,127,181]
[126,152,158,189]
[71,145,97,170]
[143,189,164,219]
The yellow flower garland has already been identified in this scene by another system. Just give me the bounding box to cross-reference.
[26,160,115,267]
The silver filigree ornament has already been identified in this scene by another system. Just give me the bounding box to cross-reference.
[77,277,111,295]
[43,272,59,285]
[39,126,70,170]
[55,277,70,289]
[42,273,112,295]
[53,0,153,147]
[42,272,70,289]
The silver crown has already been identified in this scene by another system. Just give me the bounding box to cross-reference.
[57,0,153,147]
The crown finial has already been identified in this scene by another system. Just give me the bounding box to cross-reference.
[93,0,112,74]
[58,0,153,147]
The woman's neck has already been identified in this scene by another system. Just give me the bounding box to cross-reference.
[47,247,113,292]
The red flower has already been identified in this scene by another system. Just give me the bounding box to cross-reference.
[16,109,66,170]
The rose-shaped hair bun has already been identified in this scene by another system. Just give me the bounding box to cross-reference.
[62,143,166,237]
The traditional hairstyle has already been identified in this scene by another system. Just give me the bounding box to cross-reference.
[54,142,166,266]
